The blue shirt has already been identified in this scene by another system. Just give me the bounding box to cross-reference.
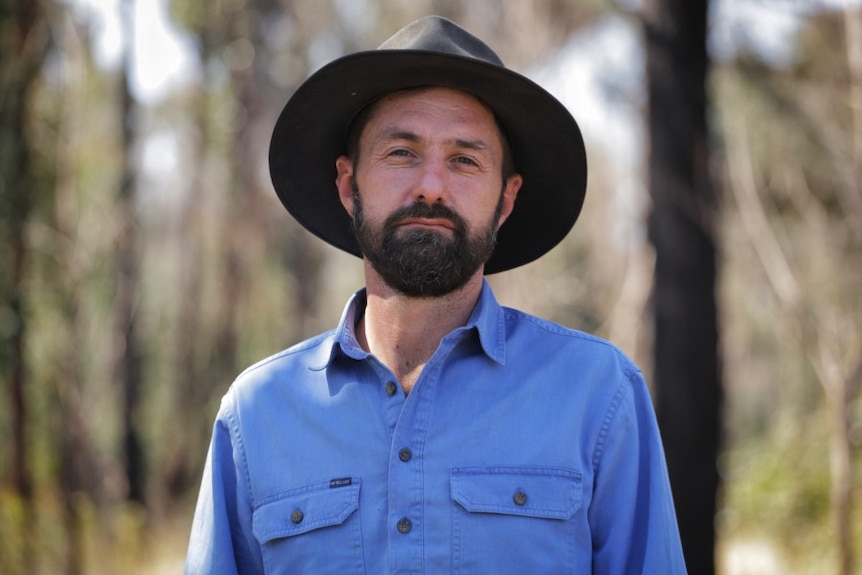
[186,281,686,574]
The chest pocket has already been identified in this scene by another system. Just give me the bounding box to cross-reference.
[252,478,364,575]
[450,467,583,575]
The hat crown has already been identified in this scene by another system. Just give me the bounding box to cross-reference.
[378,16,504,67]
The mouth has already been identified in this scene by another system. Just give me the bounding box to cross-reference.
[396,217,457,231]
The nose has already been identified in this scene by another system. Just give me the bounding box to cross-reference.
[413,157,447,204]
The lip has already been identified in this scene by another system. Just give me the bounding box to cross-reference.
[397,217,456,231]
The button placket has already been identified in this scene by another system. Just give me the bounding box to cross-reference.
[385,349,452,573]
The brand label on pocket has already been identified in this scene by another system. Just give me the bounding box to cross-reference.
[329,477,353,488]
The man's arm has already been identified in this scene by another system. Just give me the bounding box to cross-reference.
[185,400,262,574]
[589,372,688,574]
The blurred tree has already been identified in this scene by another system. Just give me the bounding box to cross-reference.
[717,6,862,572]
[162,0,340,499]
[0,0,52,568]
[162,0,234,502]
[48,9,115,574]
[643,0,722,573]
[0,0,48,504]
[115,0,147,506]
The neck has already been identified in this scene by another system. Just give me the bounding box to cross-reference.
[356,265,484,394]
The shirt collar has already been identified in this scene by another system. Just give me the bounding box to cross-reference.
[323,279,506,369]
[336,289,371,361]
[463,279,506,365]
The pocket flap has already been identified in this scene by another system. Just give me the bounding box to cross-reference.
[252,478,360,543]
[451,467,582,520]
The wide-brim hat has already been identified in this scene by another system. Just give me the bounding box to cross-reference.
[269,16,587,274]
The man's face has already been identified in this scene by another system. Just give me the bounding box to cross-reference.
[335,87,522,298]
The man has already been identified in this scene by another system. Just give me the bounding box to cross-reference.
[186,16,686,574]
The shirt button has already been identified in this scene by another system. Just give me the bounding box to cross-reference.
[398,448,412,462]
[397,517,412,534]
[513,491,528,506]
[385,381,398,396]
[290,509,304,524]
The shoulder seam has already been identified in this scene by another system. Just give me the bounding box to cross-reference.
[502,308,640,377]
[234,330,335,381]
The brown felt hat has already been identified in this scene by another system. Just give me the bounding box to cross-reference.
[269,16,587,274]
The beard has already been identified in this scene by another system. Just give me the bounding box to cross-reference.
[351,182,502,298]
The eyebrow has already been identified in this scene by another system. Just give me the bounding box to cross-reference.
[374,129,421,146]
[373,128,492,153]
[451,138,491,152]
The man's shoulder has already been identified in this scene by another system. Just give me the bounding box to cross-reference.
[502,307,639,374]
[502,306,612,346]
[230,329,337,390]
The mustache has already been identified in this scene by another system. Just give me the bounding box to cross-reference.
[385,201,466,231]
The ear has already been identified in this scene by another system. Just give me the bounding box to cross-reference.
[496,173,522,227]
[335,155,355,215]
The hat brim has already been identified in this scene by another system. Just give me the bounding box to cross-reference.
[269,50,587,274]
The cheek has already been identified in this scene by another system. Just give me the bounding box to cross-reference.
[356,174,412,213]
[467,187,507,223]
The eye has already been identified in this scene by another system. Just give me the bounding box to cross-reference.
[380,147,417,165]
[453,155,480,168]
[388,148,414,158]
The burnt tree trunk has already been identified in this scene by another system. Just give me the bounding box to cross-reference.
[116,0,146,505]
[644,0,722,573]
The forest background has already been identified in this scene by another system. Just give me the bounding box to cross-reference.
[1,0,861,573]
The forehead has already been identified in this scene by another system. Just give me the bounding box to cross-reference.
[360,86,501,142]
[374,86,494,117]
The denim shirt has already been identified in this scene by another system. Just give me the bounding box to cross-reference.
[185,280,686,574]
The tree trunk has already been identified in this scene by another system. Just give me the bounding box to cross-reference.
[162,19,213,504]
[0,5,50,571]
[52,13,109,573]
[643,0,722,573]
[116,0,146,505]
[0,0,48,504]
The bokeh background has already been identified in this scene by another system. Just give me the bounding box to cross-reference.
[1,0,860,573]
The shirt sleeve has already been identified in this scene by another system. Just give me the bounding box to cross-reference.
[185,395,263,575]
[588,371,688,574]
